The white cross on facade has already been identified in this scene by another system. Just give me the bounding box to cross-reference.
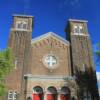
[45,56,57,67]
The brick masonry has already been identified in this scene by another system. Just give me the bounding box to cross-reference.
[4,15,99,100]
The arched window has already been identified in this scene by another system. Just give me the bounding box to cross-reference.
[8,91,13,100]
[83,64,86,72]
[33,86,43,94]
[60,87,70,100]
[61,86,70,94]
[83,89,91,100]
[74,25,84,34]
[33,86,43,100]
[16,21,27,30]
[47,86,57,94]
[8,90,17,100]
[79,26,84,33]
[47,86,57,100]
[74,26,79,33]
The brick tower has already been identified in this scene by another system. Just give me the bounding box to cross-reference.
[6,15,33,100]
[66,19,99,99]
[4,15,99,100]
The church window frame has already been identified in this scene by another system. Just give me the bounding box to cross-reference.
[74,25,79,33]
[8,91,13,100]
[16,21,28,30]
[74,25,84,35]
[79,26,84,33]
[8,90,17,100]
[82,64,86,72]
[47,86,57,94]
[60,86,70,94]
[13,91,17,100]
[83,89,91,100]
[33,86,43,94]
[15,59,18,69]
[43,54,58,69]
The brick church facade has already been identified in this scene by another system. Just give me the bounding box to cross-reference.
[4,15,99,100]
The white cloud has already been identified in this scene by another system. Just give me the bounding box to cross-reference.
[96,72,100,83]
[96,72,100,95]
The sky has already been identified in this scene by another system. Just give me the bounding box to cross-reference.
[0,0,100,94]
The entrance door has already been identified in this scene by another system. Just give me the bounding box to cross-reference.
[60,94,69,100]
[60,87,70,100]
[32,86,43,100]
[46,86,57,100]
[33,94,42,100]
[47,94,56,100]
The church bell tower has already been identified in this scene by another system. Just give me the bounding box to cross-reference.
[7,15,33,100]
[65,19,99,99]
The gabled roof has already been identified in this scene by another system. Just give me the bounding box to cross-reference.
[31,32,70,45]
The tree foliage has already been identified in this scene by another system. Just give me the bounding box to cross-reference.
[0,48,14,96]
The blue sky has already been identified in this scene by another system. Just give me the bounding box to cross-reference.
[0,0,100,93]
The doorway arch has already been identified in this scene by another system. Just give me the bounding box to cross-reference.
[32,86,43,100]
[46,86,57,100]
[60,86,70,100]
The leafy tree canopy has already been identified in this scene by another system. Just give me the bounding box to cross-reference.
[0,48,14,96]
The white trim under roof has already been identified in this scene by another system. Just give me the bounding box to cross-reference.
[31,32,70,45]
[13,14,33,18]
[69,19,88,23]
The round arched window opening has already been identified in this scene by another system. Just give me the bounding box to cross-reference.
[33,86,43,94]
[60,87,70,100]
[61,86,70,94]
[47,86,57,100]
[47,86,57,94]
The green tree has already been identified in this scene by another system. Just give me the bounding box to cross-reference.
[0,48,14,96]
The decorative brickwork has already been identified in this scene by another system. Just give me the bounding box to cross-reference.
[4,16,99,100]
[66,20,99,99]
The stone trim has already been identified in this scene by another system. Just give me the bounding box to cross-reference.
[24,74,75,80]
[13,14,33,18]
[31,32,70,45]
[69,19,88,23]
[71,33,89,36]
[11,28,32,32]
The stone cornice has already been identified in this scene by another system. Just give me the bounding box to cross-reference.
[24,74,75,80]
[31,32,70,46]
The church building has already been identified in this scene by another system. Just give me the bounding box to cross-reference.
[4,15,99,100]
